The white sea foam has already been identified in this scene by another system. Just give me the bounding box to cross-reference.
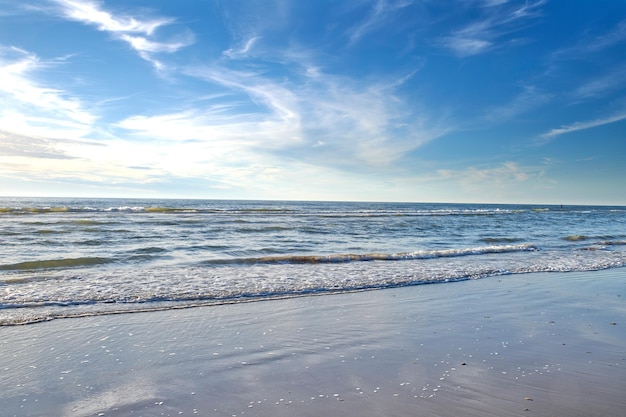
[2,247,625,325]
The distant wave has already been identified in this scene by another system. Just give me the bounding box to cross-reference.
[599,240,626,246]
[479,237,524,243]
[0,257,113,271]
[202,244,538,265]
[0,205,530,217]
[564,235,589,241]
[0,243,536,274]
[563,236,626,244]
[0,206,295,215]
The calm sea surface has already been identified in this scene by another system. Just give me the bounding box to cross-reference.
[1,198,625,325]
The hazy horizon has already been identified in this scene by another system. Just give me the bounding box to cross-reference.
[1,195,623,208]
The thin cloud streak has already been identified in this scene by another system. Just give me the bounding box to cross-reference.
[484,85,552,123]
[223,36,260,59]
[347,0,413,46]
[0,129,77,160]
[50,0,193,68]
[573,65,626,99]
[183,62,446,167]
[542,111,626,139]
[436,0,545,57]
[437,37,493,57]
[430,161,553,203]
[437,162,539,185]
[0,45,95,138]
[51,0,172,34]
[188,67,303,147]
[550,20,626,62]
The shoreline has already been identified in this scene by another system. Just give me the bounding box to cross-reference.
[0,272,488,327]
[2,269,625,416]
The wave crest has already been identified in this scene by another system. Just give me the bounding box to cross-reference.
[0,257,112,271]
[205,244,537,265]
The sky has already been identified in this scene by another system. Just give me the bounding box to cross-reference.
[0,0,625,205]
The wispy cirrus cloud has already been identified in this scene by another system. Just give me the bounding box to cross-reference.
[0,45,95,139]
[573,65,626,99]
[0,128,167,186]
[484,85,552,123]
[51,0,171,34]
[119,34,191,55]
[437,161,539,184]
[347,0,414,46]
[436,0,545,57]
[427,160,553,203]
[0,45,158,185]
[437,37,493,58]
[543,20,626,92]
[0,40,183,186]
[0,129,78,160]
[481,0,510,6]
[185,62,448,167]
[541,110,626,139]
[49,0,193,69]
[187,67,303,145]
[551,20,626,61]
[2,1,449,193]
[206,0,446,170]
[223,36,260,59]
[294,73,450,166]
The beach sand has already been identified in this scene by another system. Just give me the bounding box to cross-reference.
[1,269,625,416]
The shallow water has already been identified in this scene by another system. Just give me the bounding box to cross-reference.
[1,270,625,416]
[1,198,625,324]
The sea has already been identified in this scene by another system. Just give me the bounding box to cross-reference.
[1,198,625,326]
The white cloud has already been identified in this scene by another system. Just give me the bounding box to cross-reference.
[437,161,537,184]
[0,129,76,159]
[223,36,260,59]
[51,0,171,35]
[436,0,545,57]
[375,160,555,203]
[509,0,546,19]
[0,129,169,186]
[184,66,303,146]
[120,34,191,54]
[437,37,493,57]
[573,65,626,99]
[201,64,441,165]
[484,85,552,122]
[581,20,626,53]
[0,32,448,196]
[550,20,626,62]
[0,41,194,187]
[113,57,447,181]
[482,0,510,6]
[0,45,95,139]
[295,76,449,166]
[541,111,626,139]
[347,0,414,46]
[116,110,263,151]
[430,161,553,203]
[50,0,193,68]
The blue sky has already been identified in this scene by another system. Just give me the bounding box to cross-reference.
[0,0,625,204]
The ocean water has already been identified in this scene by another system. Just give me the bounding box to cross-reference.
[1,198,625,325]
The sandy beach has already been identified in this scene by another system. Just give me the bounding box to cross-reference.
[1,268,625,416]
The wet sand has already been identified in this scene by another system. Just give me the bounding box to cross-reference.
[1,269,625,416]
